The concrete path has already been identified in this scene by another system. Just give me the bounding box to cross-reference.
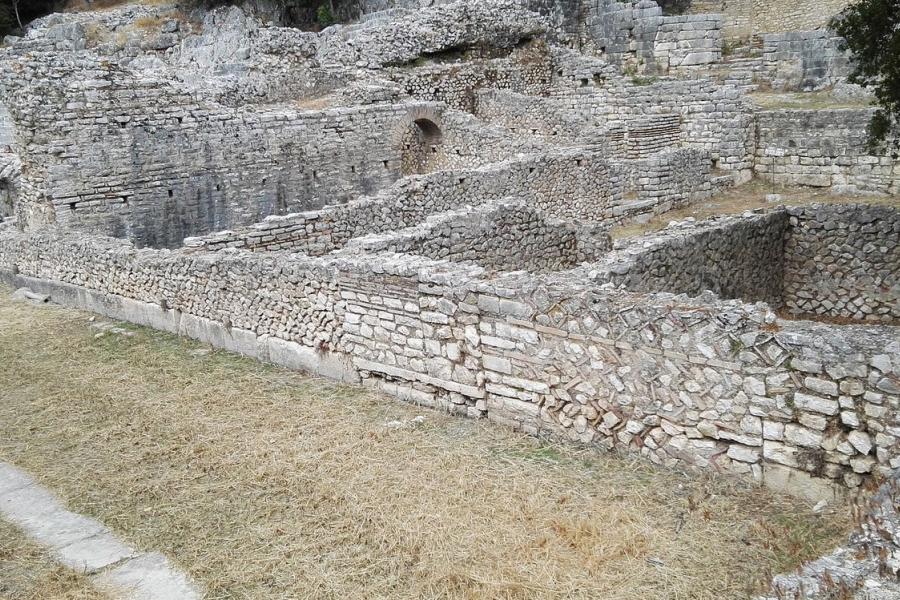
[0,462,202,600]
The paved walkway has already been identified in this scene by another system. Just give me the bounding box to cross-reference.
[0,462,201,599]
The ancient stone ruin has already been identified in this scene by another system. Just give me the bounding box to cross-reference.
[0,0,898,594]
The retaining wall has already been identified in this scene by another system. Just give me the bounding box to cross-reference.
[784,204,900,323]
[1,204,897,500]
[183,150,628,253]
[342,200,610,272]
[760,31,852,92]
[755,109,900,195]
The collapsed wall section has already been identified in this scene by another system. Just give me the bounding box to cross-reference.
[390,42,553,112]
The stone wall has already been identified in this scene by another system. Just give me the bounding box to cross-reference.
[594,211,787,303]
[755,109,900,194]
[184,147,718,255]
[0,104,13,149]
[758,472,900,599]
[389,41,553,112]
[474,89,586,140]
[760,31,851,92]
[184,149,626,252]
[784,204,900,324]
[750,0,852,35]
[552,76,755,175]
[1,205,897,498]
[684,0,752,40]
[687,0,852,38]
[629,148,713,209]
[581,0,722,75]
[342,200,610,272]
[651,14,723,73]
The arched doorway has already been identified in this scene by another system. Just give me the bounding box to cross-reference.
[401,118,444,175]
[0,177,14,222]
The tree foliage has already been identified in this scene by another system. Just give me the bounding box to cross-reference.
[830,0,900,153]
[1,0,59,38]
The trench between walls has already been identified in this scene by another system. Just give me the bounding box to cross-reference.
[0,269,850,504]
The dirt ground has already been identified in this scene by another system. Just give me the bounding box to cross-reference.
[0,290,853,600]
[612,179,900,239]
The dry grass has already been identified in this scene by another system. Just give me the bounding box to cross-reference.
[0,291,853,600]
[0,521,108,600]
[612,179,900,239]
[749,91,873,111]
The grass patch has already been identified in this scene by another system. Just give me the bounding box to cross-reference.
[0,520,108,600]
[0,292,853,599]
[749,91,873,111]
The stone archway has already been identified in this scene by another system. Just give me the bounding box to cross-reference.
[0,152,21,223]
[0,180,14,221]
[401,117,444,175]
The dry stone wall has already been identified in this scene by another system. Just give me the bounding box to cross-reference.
[784,204,900,324]
[581,0,722,75]
[389,42,553,112]
[755,109,900,195]
[595,210,786,303]
[184,150,626,252]
[342,200,611,272]
[1,204,897,498]
[760,31,852,92]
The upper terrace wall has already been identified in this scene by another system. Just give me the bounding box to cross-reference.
[760,31,852,92]
[784,205,900,324]
[581,0,722,75]
[550,77,755,174]
[755,109,900,195]
[750,0,853,35]
[343,200,611,272]
[1,206,897,498]
[687,0,853,38]
[185,150,626,252]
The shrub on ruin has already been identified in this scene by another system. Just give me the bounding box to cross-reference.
[316,3,334,27]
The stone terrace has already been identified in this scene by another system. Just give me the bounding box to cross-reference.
[0,0,899,594]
